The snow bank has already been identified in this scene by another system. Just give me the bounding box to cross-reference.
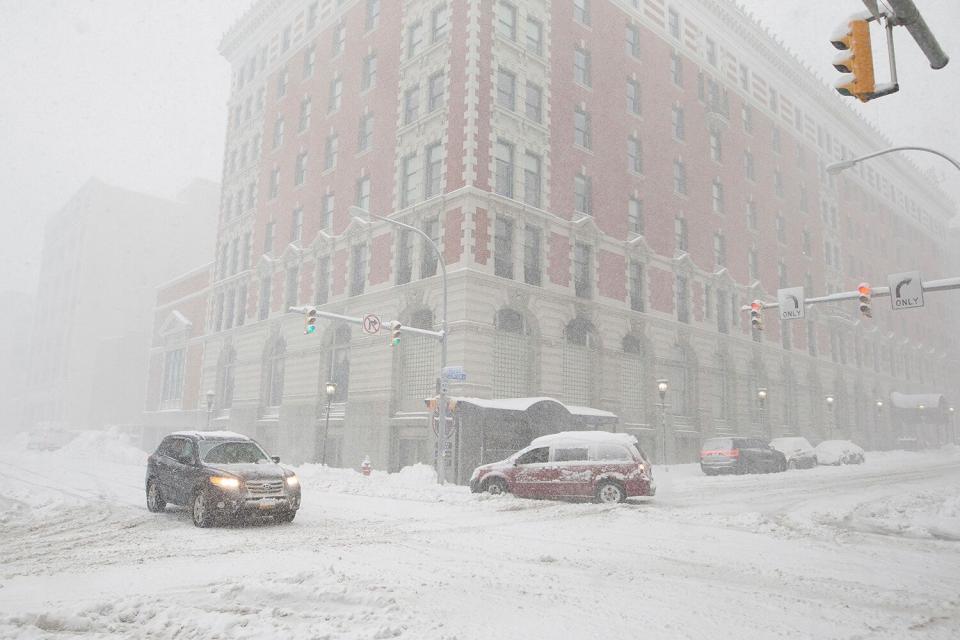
[294,462,471,503]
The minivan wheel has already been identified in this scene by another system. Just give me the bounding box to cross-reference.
[192,490,214,528]
[787,460,798,471]
[146,479,166,513]
[484,477,508,495]
[596,481,625,504]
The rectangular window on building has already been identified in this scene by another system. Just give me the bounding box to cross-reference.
[396,230,413,285]
[574,242,592,299]
[574,47,591,86]
[328,76,343,112]
[242,232,251,270]
[277,68,288,97]
[776,214,786,243]
[160,349,185,406]
[747,200,757,229]
[366,0,380,30]
[400,153,418,207]
[358,113,373,151]
[574,174,592,215]
[712,178,724,213]
[307,2,319,29]
[523,152,541,208]
[497,68,516,110]
[494,216,514,279]
[673,159,686,195]
[742,105,753,132]
[714,232,726,267]
[295,151,308,185]
[739,64,750,91]
[772,127,781,153]
[270,168,280,198]
[704,284,713,320]
[748,248,758,280]
[285,265,299,308]
[706,37,717,66]
[350,244,367,296]
[627,79,641,115]
[494,140,514,198]
[668,8,680,38]
[670,51,683,86]
[523,224,542,286]
[744,151,755,180]
[629,260,645,312]
[774,169,784,197]
[407,20,423,57]
[497,2,517,40]
[403,85,420,124]
[355,176,370,211]
[628,197,644,235]
[304,45,316,78]
[299,96,312,131]
[424,142,443,199]
[574,107,591,148]
[628,136,643,174]
[324,134,338,170]
[258,275,272,320]
[322,193,335,229]
[273,116,284,148]
[315,256,330,304]
[428,72,445,111]
[525,82,542,123]
[420,217,440,278]
[671,106,685,140]
[291,207,303,242]
[362,53,377,90]
[674,216,687,252]
[626,25,640,58]
[716,290,728,333]
[431,4,449,41]
[676,273,689,323]
[236,285,247,326]
[709,130,722,162]
[526,16,543,54]
[574,0,591,25]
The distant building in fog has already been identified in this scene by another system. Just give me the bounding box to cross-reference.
[143,0,958,476]
[24,178,219,430]
[0,290,34,434]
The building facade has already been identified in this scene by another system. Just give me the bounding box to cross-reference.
[143,0,959,477]
[25,178,219,430]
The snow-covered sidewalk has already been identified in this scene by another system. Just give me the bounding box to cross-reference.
[1,432,959,639]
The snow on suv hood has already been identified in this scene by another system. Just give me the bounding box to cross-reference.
[206,462,286,481]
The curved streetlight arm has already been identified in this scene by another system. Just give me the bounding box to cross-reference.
[826,146,960,175]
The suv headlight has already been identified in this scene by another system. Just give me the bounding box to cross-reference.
[285,475,299,487]
[210,476,240,490]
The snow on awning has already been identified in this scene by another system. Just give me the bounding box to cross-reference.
[889,392,946,410]
[445,397,618,422]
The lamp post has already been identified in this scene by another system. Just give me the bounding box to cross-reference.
[320,382,337,466]
[205,390,215,429]
[825,394,835,437]
[950,407,956,443]
[757,387,768,438]
[351,206,449,484]
[826,146,960,177]
[918,403,926,447]
[656,379,669,468]
[875,400,884,450]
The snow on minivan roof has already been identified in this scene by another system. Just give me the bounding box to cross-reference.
[169,430,250,440]
[530,431,638,447]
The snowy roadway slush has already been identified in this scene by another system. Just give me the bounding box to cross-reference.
[1,432,959,639]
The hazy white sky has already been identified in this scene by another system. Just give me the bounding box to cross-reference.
[1,0,957,296]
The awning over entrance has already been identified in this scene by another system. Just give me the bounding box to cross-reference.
[889,392,947,410]
[451,397,618,425]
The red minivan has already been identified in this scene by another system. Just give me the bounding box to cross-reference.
[469,431,655,503]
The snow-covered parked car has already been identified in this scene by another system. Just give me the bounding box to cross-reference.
[146,430,301,527]
[469,431,655,503]
[770,436,818,469]
[814,440,866,466]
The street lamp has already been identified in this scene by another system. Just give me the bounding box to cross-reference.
[321,382,337,466]
[205,390,215,429]
[874,400,884,450]
[351,206,449,484]
[826,146,960,177]
[757,387,768,437]
[950,407,957,444]
[656,379,669,467]
[825,394,835,437]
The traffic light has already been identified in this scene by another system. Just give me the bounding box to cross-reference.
[390,321,401,346]
[304,308,318,335]
[831,18,875,102]
[750,300,764,331]
[857,283,872,318]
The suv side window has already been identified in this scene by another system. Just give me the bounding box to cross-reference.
[157,438,175,457]
[595,444,631,461]
[516,447,549,465]
[179,439,197,464]
[554,447,589,462]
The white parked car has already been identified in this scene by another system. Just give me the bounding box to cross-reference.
[814,440,865,465]
[770,436,817,469]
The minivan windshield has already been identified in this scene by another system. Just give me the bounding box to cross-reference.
[701,438,733,450]
[200,441,269,464]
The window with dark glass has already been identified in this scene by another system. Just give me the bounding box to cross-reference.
[574,242,592,298]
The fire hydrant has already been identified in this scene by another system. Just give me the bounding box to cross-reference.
[360,456,372,476]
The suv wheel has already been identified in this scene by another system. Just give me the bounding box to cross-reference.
[192,490,214,528]
[595,481,625,504]
[276,510,296,524]
[484,477,508,495]
[146,479,166,513]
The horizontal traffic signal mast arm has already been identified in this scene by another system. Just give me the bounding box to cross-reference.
[884,0,949,69]
[287,306,444,340]
[740,276,960,311]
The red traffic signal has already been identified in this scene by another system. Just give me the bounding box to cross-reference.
[857,283,872,318]
[750,300,764,331]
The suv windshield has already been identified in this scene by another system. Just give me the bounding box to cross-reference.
[200,441,269,464]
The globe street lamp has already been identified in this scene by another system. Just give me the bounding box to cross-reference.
[205,390,215,429]
[656,379,669,467]
[825,394,835,437]
[950,406,957,443]
[875,399,884,449]
[321,382,337,466]
[757,388,768,437]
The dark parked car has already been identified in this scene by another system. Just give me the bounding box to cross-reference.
[145,431,301,527]
[469,431,655,503]
[699,437,787,475]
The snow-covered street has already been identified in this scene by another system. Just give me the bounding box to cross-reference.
[1,432,959,639]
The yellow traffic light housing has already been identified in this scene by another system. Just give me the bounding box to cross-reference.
[832,18,876,102]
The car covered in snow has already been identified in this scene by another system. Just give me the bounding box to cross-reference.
[814,439,865,466]
[145,430,301,527]
[699,437,787,475]
[469,431,655,503]
[769,436,818,469]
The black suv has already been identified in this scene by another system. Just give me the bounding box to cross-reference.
[145,431,301,527]
[699,436,787,475]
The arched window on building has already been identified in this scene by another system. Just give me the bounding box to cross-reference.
[401,308,438,406]
[621,335,645,418]
[328,323,351,403]
[262,336,286,413]
[563,317,598,406]
[493,308,531,398]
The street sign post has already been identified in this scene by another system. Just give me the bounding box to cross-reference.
[361,313,381,334]
[888,271,924,310]
[777,287,805,320]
